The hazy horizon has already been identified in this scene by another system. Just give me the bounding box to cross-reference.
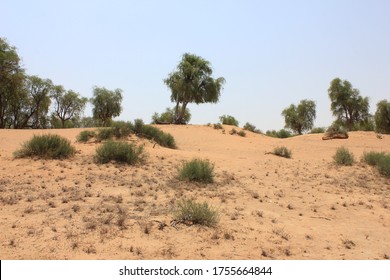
[2,0,389,131]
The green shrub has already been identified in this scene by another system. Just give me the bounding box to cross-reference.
[243,122,262,134]
[237,130,246,137]
[310,127,325,134]
[178,158,215,183]
[333,146,354,166]
[96,128,114,141]
[219,115,239,126]
[152,106,191,124]
[111,121,133,138]
[95,141,144,164]
[133,118,145,134]
[273,146,292,158]
[362,151,390,178]
[325,124,349,138]
[266,129,293,138]
[14,134,75,159]
[140,124,176,149]
[174,199,219,227]
[213,123,223,130]
[77,130,96,142]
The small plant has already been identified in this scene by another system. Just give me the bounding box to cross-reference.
[213,123,223,130]
[14,134,75,159]
[96,128,114,141]
[333,146,354,166]
[362,151,387,166]
[95,141,144,164]
[77,130,96,142]
[174,199,219,227]
[273,146,292,158]
[178,158,215,183]
[219,115,239,126]
[237,130,246,137]
[324,124,349,139]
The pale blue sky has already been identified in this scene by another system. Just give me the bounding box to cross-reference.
[2,0,389,131]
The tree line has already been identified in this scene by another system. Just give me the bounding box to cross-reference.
[1,37,389,133]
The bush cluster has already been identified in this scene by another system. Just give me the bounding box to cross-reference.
[219,115,239,126]
[174,199,219,227]
[243,122,262,134]
[266,129,293,138]
[178,158,214,183]
[333,146,355,166]
[14,134,75,159]
[76,130,96,142]
[95,141,144,164]
[362,151,390,178]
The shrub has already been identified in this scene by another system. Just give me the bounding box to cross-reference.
[14,134,75,159]
[273,146,292,158]
[140,124,176,149]
[362,151,390,178]
[333,146,354,166]
[77,130,96,142]
[178,158,214,183]
[96,128,114,141]
[213,123,223,130]
[238,130,246,137]
[152,106,191,124]
[243,122,262,134]
[219,115,239,126]
[229,128,237,135]
[325,124,348,138]
[174,199,219,227]
[266,129,293,138]
[133,118,145,134]
[111,121,133,138]
[310,127,325,134]
[95,141,144,164]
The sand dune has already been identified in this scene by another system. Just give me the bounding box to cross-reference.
[0,125,389,259]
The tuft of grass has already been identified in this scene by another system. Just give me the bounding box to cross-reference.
[77,130,96,142]
[95,141,144,164]
[178,158,215,183]
[273,146,292,158]
[174,199,219,227]
[14,134,75,159]
[333,146,354,166]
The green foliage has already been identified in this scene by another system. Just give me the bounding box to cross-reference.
[178,159,215,183]
[96,128,114,141]
[213,123,223,130]
[174,199,219,227]
[77,130,96,142]
[282,99,316,135]
[243,122,262,134]
[325,123,349,138]
[90,86,123,127]
[333,146,355,166]
[152,106,191,124]
[164,53,225,124]
[362,151,390,178]
[111,121,133,138]
[237,130,246,137]
[219,115,239,126]
[95,141,144,164]
[310,127,325,134]
[328,78,370,130]
[273,146,292,158]
[14,134,75,159]
[140,124,177,149]
[266,129,293,138]
[375,100,390,134]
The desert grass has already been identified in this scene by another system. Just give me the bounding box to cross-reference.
[273,146,292,158]
[333,146,354,166]
[95,141,144,164]
[363,151,390,178]
[178,159,215,183]
[174,198,219,227]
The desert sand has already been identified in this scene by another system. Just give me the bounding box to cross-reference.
[0,125,389,260]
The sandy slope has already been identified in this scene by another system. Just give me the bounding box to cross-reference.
[0,125,389,260]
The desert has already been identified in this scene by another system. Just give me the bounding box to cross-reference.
[0,125,389,260]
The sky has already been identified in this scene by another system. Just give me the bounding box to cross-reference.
[1,0,390,131]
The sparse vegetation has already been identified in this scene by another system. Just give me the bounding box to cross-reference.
[96,128,114,141]
[324,124,349,139]
[213,123,223,130]
[77,130,96,142]
[363,151,390,178]
[266,129,293,138]
[178,158,215,183]
[14,134,75,159]
[310,127,325,134]
[174,199,219,227]
[237,130,246,137]
[243,122,262,134]
[333,146,354,166]
[219,115,239,126]
[273,146,292,158]
[95,141,144,164]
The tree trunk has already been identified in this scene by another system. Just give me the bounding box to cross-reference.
[175,102,188,124]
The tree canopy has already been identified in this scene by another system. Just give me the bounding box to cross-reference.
[164,53,225,124]
[282,99,316,135]
[375,99,390,134]
[90,86,123,127]
[328,78,369,130]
